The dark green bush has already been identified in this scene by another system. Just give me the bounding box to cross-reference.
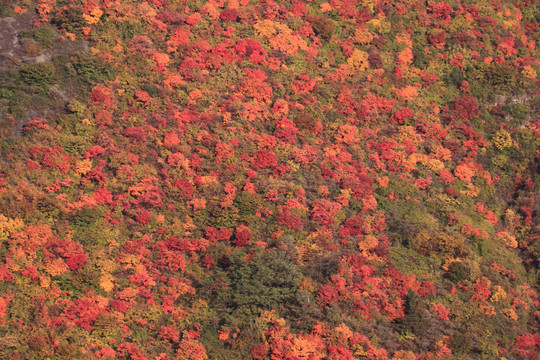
[485,63,517,88]
[70,206,106,227]
[502,103,528,120]
[71,55,117,84]
[443,67,464,87]
[394,291,429,337]
[20,25,56,49]
[451,331,473,355]
[19,62,57,94]
[446,261,471,283]
[52,6,85,33]
[234,192,262,217]
[224,248,301,320]
[0,3,14,17]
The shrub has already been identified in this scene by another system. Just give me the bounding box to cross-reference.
[19,62,57,94]
[22,40,42,57]
[453,96,479,121]
[450,331,473,355]
[71,56,117,84]
[394,291,429,337]
[52,6,85,33]
[225,248,301,318]
[20,25,56,49]
[502,103,528,120]
[446,261,470,283]
[368,51,384,69]
[293,112,318,131]
[312,17,335,39]
[492,129,512,150]
[0,4,14,17]
[485,63,517,88]
[70,206,106,227]
[234,192,261,217]
[220,9,238,22]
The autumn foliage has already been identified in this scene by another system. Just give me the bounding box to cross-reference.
[0,0,538,359]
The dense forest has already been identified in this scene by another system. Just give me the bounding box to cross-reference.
[0,0,539,358]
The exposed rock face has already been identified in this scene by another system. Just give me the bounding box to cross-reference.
[0,13,88,69]
[0,13,36,67]
[0,12,91,136]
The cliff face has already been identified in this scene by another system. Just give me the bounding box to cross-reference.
[0,0,539,359]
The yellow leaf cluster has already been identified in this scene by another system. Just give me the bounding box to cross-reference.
[398,48,414,66]
[454,164,474,182]
[522,66,537,79]
[97,259,118,273]
[99,273,115,292]
[459,183,480,197]
[0,215,24,239]
[269,29,308,56]
[442,258,460,271]
[119,254,146,273]
[290,336,325,360]
[39,275,50,288]
[36,0,56,21]
[112,39,123,53]
[358,235,378,252]
[254,20,277,38]
[74,159,93,175]
[200,176,219,186]
[492,129,513,150]
[490,285,507,302]
[260,309,283,324]
[320,2,332,12]
[480,303,496,316]
[347,49,369,71]
[505,209,518,223]
[83,7,103,25]
[366,17,390,34]
[497,231,518,248]
[438,233,465,253]
[397,126,421,146]
[396,31,412,48]
[392,350,416,360]
[434,146,452,161]
[427,158,444,172]
[500,308,518,320]
[137,3,157,20]
[353,27,374,44]
[299,276,317,292]
[360,0,376,12]
[334,323,353,340]
[45,258,69,277]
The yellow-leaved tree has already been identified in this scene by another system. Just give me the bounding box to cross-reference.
[347,49,369,71]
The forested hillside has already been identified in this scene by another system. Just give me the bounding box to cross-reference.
[0,0,539,358]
